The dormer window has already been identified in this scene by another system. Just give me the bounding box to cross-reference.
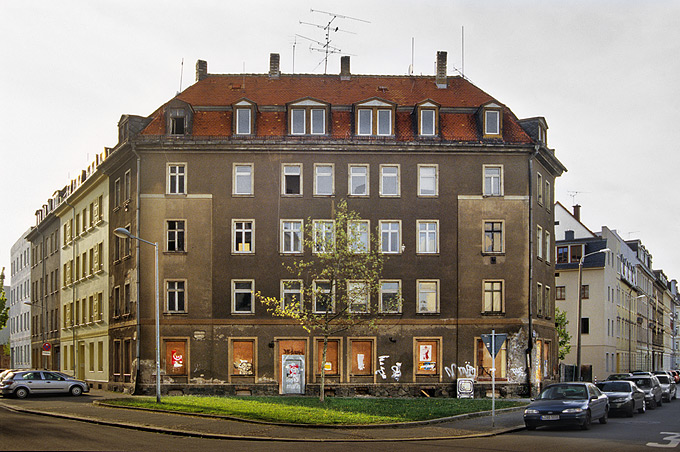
[355,99,395,136]
[165,100,192,136]
[288,99,329,135]
[233,100,256,135]
[416,101,439,137]
[481,103,503,138]
[170,109,186,135]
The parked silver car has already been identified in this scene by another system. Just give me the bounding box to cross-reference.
[1,370,89,399]
[655,374,677,402]
[624,375,663,409]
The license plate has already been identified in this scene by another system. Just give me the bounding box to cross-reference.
[541,415,559,421]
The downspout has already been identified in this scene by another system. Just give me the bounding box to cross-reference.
[131,142,142,394]
[527,145,539,396]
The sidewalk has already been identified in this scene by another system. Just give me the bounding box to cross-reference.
[0,390,528,442]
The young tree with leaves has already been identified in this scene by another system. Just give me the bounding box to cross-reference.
[555,306,572,361]
[258,201,398,402]
[0,268,8,330]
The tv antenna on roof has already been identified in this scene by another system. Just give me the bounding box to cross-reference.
[299,8,370,74]
[567,191,589,206]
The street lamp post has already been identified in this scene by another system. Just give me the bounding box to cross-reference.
[113,227,161,403]
[576,248,610,382]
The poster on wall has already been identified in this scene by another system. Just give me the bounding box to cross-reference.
[165,341,186,375]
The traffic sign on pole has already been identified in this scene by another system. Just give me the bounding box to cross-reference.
[481,333,507,359]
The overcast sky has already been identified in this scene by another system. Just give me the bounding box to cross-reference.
[2,0,679,285]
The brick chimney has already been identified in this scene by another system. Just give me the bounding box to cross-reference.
[196,60,208,82]
[340,56,351,80]
[436,51,447,88]
[269,53,280,79]
[573,204,581,221]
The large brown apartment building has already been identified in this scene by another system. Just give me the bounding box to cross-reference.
[93,51,567,397]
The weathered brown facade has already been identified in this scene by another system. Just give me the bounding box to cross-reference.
[103,52,566,397]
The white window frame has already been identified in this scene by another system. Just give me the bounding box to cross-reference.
[348,280,369,313]
[483,220,504,254]
[416,220,439,254]
[545,231,551,263]
[236,108,252,135]
[537,225,544,260]
[379,164,400,197]
[380,220,402,254]
[313,220,335,254]
[545,180,552,211]
[281,220,303,254]
[377,109,392,136]
[417,280,439,314]
[233,163,253,196]
[348,220,370,253]
[357,109,372,136]
[282,163,303,196]
[348,164,369,197]
[379,280,401,314]
[419,109,436,136]
[313,280,334,314]
[166,280,186,313]
[484,109,500,135]
[281,280,303,311]
[166,219,186,253]
[232,279,255,314]
[167,163,186,195]
[314,163,334,196]
[537,282,544,317]
[291,108,306,135]
[483,164,503,196]
[417,164,438,197]
[232,219,254,254]
[537,172,544,205]
[310,108,326,135]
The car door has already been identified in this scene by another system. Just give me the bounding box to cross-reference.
[588,384,606,418]
[41,372,70,393]
[20,371,46,393]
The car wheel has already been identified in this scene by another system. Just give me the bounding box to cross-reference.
[627,403,635,417]
[638,400,646,414]
[525,423,536,431]
[70,385,83,397]
[599,408,609,424]
[14,387,28,399]
[649,398,656,410]
[580,411,592,430]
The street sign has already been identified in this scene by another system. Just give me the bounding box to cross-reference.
[481,333,507,359]
[42,342,51,352]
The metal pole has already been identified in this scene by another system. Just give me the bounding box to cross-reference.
[576,259,584,381]
[154,242,161,404]
[491,329,496,428]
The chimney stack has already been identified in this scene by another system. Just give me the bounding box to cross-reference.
[573,204,581,221]
[436,51,447,88]
[340,56,351,80]
[196,60,208,82]
[269,53,280,79]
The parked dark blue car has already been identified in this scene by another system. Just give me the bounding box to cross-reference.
[524,382,609,430]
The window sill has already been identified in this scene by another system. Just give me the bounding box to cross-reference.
[164,311,188,315]
[166,193,187,197]
[482,252,505,256]
[416,252,439,256]
[281,194,303,198]
[416,312,440,315]
[164,251,187,256]
[481,312,506,316]
[232,251,255,255]
[482,194,504,198]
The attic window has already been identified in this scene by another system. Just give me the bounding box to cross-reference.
[357,108,392,136]
[484,110,500,135]
[169,109,186,135]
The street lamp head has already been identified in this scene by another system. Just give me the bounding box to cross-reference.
[113,227,132,239]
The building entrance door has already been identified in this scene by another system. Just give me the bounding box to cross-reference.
[77,342,86,380]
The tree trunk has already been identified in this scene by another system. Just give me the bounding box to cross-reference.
[320,336,328,402]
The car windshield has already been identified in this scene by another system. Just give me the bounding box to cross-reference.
[657,375,670,384]
[598,381,630,392]
[539,385,588,400]
[630,378,651,388]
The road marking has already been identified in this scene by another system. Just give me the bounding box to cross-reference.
[648,432,680,448]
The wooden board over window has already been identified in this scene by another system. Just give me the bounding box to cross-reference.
[350,340,373,375]
[415,339,438,375]
[232,340,254,376]
[476,338,507,380]
[165,340,187,375]
[316,339,339,375]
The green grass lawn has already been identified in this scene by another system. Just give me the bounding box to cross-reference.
[104,396,526,425]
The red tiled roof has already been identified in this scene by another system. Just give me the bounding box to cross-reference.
[141,74,533,144]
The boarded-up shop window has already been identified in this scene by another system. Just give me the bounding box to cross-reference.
[350,340,373,375]
[476,339,507,380]
[415,340,439,375]
[316,339,339,375]
[165,341,187,375]
[232,340,254,376]
[113,340,121,376]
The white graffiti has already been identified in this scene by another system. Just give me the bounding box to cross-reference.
[648,432,680,448]
[444,362,477,380]
[376,355,389,380]
[391,363,402,381]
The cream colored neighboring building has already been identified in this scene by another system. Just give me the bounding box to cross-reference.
[55,162,109,386]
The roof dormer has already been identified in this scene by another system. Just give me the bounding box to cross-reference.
[518,117,549,146]
[479,102,503,139]
[287,98,330,136]
[233,99,257,136]
[415,100,440,137]
[354,98,396,137]
[165,99,193,136]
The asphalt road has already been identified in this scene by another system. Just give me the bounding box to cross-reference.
[1,395,679,451]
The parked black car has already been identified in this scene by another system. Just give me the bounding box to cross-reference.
[524,382,609,430]
[596,380,646,417]
[624,376,663,409]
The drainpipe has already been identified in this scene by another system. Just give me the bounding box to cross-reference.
[131,142,142,394]
[527,145,539,395]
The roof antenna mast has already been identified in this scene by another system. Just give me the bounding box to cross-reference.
[178,58,184,95]
[299,9,370,74]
